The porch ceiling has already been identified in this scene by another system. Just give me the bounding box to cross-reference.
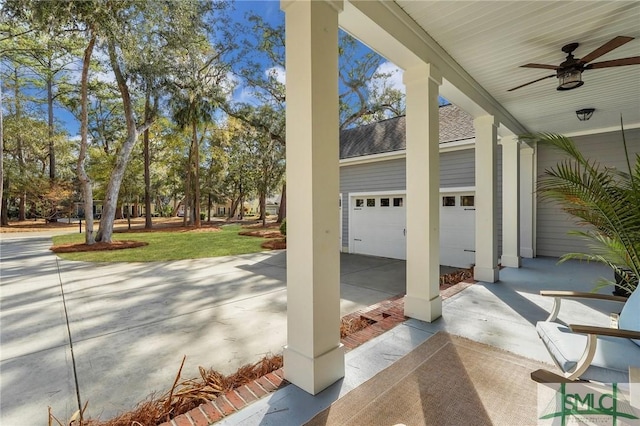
[395,1,640,136]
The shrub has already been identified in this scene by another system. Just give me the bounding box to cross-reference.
[279,218,286,236]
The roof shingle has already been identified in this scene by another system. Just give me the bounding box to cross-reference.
[340,103,474,159]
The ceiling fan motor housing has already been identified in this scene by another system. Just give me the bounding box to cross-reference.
[557,46,584,90]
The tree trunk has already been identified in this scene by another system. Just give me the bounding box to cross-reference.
[277,182,286,223]
[192,119,201,227]
[18,193,26,221]
[184,146,192,227]
[143,91,152,229]
[96,38,152,242]
[47,71,57,222]
[207,193,212,222]
[1,178,8,226]
[14,69,26,222]
[0,83,3,222]
[78,34,96,244]
[260,190,266,227]
[229,193,241,220]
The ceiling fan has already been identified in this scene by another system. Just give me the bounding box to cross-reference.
[508,36,640,92]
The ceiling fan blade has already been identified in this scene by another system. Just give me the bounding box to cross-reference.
[586,56,640,69]
[580,36,634,64]
[521,63,558,70]
[507,74,555,92]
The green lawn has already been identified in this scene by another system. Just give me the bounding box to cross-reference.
[51,225,271,262]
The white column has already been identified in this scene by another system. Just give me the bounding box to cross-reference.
[403,64,442,322]
[281,0,344,395]
[474,115,499,282]
[520,145,536,258]
[501,135,521,268]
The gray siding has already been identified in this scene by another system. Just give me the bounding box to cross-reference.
[340,148,504,254]
[536,128,640,257]
[440,150,475,188]
[340,158,406,244]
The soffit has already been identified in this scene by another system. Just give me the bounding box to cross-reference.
[394,1,640,135]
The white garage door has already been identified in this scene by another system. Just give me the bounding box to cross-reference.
[351,194,406,259]
[440,192,475,268]
[349,191,476,267]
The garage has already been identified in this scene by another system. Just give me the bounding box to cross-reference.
[439,191,476,268]
[349,191,475,268]
[350,193,406,260]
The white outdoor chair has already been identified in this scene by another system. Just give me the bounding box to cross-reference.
[532,287,640,384]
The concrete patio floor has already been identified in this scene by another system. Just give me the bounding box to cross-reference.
[0,231,458,425]
[1,230,621,425]
[220,257,623,425]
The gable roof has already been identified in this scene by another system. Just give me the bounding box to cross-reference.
[339,103,474,159]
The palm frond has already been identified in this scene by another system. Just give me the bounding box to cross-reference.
[524,130,640,292]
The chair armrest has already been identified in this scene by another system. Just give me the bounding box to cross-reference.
[569,324,640,340]
[531,368,574,384]
[540,291,628,322]
[539,325,639,381]
[540,290,628,303]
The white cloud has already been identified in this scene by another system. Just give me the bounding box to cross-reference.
[368,61,405,94]
[64,49,115,86]
[232,85,260,105]
[364,62,406,120]
[220,70,240,99]
[265,66,286,85]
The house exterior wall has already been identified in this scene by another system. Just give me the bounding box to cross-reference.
[440,149,475,188]
[340,158,405,244]
[536,128,640,258]
[339,148,504,255]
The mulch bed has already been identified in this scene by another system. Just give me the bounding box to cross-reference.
[261,239,287,250]
[238,224,286,250]
[238,230,282,238]
[440,267,474,290]
[51,241,148,253]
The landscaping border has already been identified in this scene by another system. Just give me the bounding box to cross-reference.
[160,279,473,426]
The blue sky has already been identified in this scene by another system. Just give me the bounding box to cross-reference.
[55,0,405,137]
[58,1,286,136]
[233,0,282,26]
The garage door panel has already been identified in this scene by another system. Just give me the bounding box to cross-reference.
[351,195,406,260]
[440,192,475,268]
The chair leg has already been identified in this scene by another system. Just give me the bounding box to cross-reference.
[564,334,597,380]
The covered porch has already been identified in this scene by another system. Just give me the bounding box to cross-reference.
[220,256,622,424]
[281,0,639,396]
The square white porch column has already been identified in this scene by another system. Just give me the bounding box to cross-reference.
[281,0,345,395]
[501,135,521,268]
[403,64,442,322]
[474,115,499,282]
[520,145,536,258]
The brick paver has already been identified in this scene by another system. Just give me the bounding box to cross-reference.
[158,280,474,425]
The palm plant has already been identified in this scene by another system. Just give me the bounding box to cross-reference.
[521,125,640,294]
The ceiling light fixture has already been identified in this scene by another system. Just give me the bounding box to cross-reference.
[557,44,584,91]
[557,67,584,91]
[576,108,595,121]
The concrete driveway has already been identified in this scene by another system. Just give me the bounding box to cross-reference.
[0,232,406,424]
